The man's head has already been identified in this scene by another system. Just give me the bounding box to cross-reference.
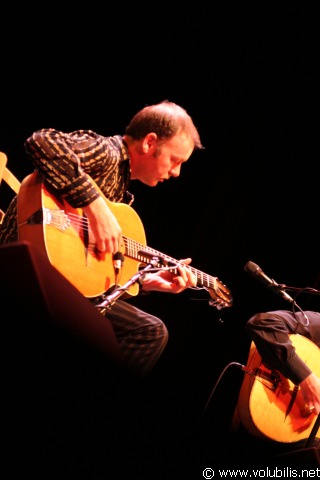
[124,100,204,186]
[125,100,203,150]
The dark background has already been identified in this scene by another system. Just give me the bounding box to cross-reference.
[1,3,319,476]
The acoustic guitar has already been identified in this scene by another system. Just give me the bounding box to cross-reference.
[236,334,320,443]
[17,172,233,309]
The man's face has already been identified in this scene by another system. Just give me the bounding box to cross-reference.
[140,133,194,187]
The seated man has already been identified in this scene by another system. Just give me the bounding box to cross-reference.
[229,310,320,466]
[246,310,320,418]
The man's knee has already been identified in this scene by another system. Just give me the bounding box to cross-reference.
[246,313,263,331]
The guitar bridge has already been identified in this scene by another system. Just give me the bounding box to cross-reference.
[24,208,71,231]
[255,366,281,391]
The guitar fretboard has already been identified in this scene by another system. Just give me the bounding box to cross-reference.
[124,237,221,291]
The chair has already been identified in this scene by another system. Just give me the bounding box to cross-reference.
[0,151,21,224]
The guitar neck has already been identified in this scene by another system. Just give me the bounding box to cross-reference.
[124,237,215,289]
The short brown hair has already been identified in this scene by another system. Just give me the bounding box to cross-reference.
[125,100,204,150]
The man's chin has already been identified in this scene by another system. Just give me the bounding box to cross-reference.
[143,179,160,187]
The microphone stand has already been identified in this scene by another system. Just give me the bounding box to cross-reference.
[95,259,158,313]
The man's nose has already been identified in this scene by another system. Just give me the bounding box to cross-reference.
[169,165,181,177]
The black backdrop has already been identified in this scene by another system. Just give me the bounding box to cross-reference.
[1,3,319,475]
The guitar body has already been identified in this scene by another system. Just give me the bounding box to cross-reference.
[17,172,146,298]
[236,334,320,444]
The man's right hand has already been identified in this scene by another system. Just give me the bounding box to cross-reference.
[300,372,320,415]
[83,196,122,254]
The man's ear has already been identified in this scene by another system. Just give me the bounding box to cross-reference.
[142,132,157,153]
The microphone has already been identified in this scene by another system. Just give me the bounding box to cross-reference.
[113,252,124,271]
[244,261,295,304]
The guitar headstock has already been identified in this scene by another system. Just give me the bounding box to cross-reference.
[207,277,233,309]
